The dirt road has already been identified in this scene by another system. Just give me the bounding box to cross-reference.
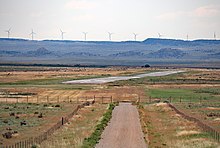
[96,103,147,148]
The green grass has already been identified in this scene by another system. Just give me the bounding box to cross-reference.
[195,87,220,95]
[182,132,212,140]
[0,75,107,86]
[147,88,219,103]
[111,71,220,86]
[110,72,188,86]
[82,103,117,148]
[0,103,70,135]
[0,75,108,91]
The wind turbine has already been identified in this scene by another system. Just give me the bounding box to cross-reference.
[83,32,88,41]
[5,28,11,38]
[108,32,113,41]
[214,32,216,40]
[158,33,162,38]
[133,33,138,41]
[60,29,66,40]
[186,34,189,41]
[30,29,36,40]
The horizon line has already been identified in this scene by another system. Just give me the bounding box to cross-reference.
[0,37,219,42]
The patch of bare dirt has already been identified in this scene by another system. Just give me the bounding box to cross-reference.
[96,103,147,148]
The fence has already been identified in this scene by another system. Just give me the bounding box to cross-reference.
[148,96,220,104]
[0,101,94,148]
[0,95,117,104]
[0,96,79,104]
[0,95,142,104]
[168,103,220,142]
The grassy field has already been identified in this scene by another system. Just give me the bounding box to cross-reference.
[111,69,220,86]
[174,102,220,132]
[144,85,220,132]
[139,103,220,147]
[0,66,220,147]
[40,104,108,148]
[0,102,77,145]
[146,87,220,103]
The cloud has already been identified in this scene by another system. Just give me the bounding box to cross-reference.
[156,5,220,21]
[156,12,183,20]
[193,5,220,17]
[65,0,96,10]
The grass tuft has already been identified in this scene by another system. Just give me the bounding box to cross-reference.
[82,103,116,148]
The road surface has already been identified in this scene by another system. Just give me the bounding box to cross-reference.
[63,70,184,84]
[96,103,147,148]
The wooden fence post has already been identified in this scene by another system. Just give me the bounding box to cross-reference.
[179,97,182,103]
[62,117,64,125]
[19,141,22,147]
[47,96,49,103]
[93,95,96,102]
[138,96,140,103]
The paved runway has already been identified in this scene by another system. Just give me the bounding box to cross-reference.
[63,70,184,84]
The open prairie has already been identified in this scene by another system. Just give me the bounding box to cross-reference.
[0,66,220,147]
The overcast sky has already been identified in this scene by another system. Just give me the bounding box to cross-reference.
[0,0,219,41]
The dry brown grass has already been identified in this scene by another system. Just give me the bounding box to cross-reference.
[40,104,108,148]
[0,67,149,83]
[149,84,220,89]
[80,86,146,102]
[139,103,219,148]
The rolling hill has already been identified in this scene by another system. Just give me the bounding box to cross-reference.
[0,38,220,67]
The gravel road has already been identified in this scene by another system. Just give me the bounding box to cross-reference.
[96,103,147,148]
[63,70,184,84]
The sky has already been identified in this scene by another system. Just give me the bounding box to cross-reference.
[0,0,220,41]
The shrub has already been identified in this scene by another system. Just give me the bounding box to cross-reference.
[55,104,60,107]
[82,103,117,148]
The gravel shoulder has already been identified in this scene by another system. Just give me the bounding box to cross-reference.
[96,102,147,148]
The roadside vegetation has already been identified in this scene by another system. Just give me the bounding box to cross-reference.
[139,103,219,147]
[111,70,220,86]
[40,103,117,148]
[146,87,220,103]
[1,66,220,147]
[82,103,117,148]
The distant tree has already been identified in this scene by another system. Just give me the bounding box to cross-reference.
[144,64,150,68]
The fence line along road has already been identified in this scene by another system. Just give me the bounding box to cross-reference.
[168,103,220,142]
[0,101,94,148]
[0,95,143,104]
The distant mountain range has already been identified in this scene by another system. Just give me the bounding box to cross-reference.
[0,38,220,67]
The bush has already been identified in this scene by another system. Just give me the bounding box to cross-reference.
[143,64,150,68]
[2,132,13,139]
[82,103,117,148]
[55,104,60,107]
[31,145,38,148]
